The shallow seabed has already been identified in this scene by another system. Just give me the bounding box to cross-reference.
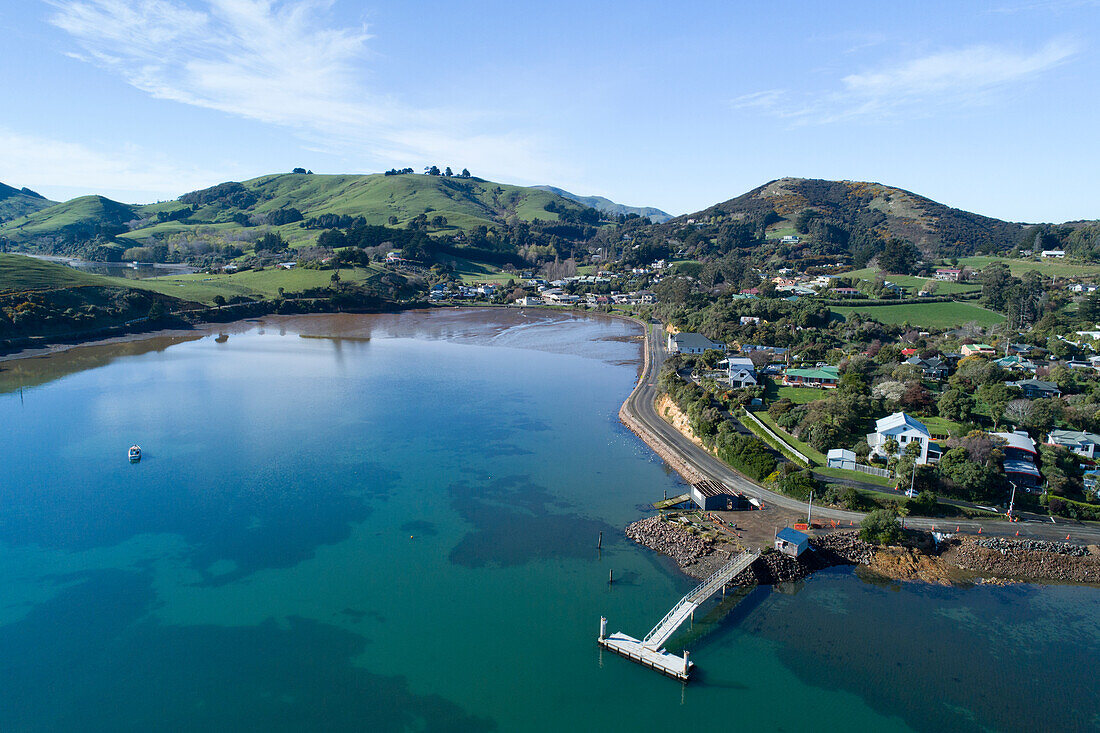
[1,310,1097,732]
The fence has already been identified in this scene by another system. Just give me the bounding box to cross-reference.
[828,457,893,478]
[741,409,811,467]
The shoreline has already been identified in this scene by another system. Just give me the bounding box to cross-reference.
[0,302,645,365]
[7,305,1100,588]
[626,515,1100,587]
[612,315,1100,587]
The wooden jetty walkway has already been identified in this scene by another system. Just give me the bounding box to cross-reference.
[598,548,761,681]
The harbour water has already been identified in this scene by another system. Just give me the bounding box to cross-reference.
[1,310,1097,732]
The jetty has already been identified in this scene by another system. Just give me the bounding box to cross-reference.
[599,548,760,681]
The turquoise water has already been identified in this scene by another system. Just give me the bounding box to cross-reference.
[1,310,1097,732]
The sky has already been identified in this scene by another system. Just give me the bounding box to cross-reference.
[0,0,1097,222]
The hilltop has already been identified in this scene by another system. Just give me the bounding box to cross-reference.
[533,185,671,223]
[0,172,600,258]
[0,182,55,223]
[662,177,1037,263]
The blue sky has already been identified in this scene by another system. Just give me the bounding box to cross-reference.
[1,0,1097,221]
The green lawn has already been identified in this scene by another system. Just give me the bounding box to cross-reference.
[958,255,1100,278]
[917,416,967,440]
[765,222,799,240]
[438,254,517,284]
[831,301,1005,329]
[763,376,827,405]
[931,280,982,294]
[840,267,981,295]
[817,467,896,488]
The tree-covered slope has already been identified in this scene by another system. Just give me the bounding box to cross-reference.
[670,177,1030,259]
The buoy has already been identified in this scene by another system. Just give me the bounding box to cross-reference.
[978,528,982,534]
[1066,535,1071,541]
[410,536,414,539]
[956,526,960,532]
[1015,531,1019,536]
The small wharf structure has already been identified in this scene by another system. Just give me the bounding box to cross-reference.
[599,548,760,681]
[653,492,692,511]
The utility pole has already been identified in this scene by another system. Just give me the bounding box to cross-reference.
[1007,481,1017,520]
[807,491,813,526]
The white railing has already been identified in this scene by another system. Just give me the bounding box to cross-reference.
[741,410,810,465]
[642,549,760,647]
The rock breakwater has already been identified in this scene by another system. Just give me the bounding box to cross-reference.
[948,536,1100,583]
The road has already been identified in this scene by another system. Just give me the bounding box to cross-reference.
[622,319,1100,544]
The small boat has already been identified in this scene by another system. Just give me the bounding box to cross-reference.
[128,445,141,463]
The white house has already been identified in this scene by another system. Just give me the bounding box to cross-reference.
[866,412,942,465]
[1041,250,1066,259]
[1047,429,1100,460]
[667,332,725,354]
[724,356,758,388]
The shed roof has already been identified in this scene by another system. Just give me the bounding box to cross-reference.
[776,527,810,544]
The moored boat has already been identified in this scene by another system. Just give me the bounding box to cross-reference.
[128,445,141,462]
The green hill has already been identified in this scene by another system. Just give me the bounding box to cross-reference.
[0,172,601,257]
[0,253,104,292]
[665,177,1034,262]
[532,185,672,222]
[0,182,55,223]
[0,195,138,244]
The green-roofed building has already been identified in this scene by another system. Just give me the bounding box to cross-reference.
[782,365,840,388]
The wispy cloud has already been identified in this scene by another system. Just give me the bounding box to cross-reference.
[989,0,1100,14]
[0,127,238,202]
[45,0,560,179]
[733,40,1079,125]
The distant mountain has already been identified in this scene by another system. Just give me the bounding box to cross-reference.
[0,181,55,223]
[0,172,599,254]
[533,185,672,223]
[669,177,1031,259]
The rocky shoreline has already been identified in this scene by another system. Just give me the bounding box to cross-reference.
[625,516,1100,587]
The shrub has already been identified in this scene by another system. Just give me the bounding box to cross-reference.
[777,469,822,501]
[860,508,902,545]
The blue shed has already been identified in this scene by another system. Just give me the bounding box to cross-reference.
[775,527,810,557]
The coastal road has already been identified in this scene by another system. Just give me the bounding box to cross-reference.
[622,320,1100,544]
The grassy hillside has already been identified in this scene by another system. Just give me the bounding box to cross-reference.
[831,301,1005,329]
[118,265,382,304]
[0,182,55,223]
[0,195,137,242]
[0,252,382,306]
[0,253,105,292]
[0,172,597,256]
